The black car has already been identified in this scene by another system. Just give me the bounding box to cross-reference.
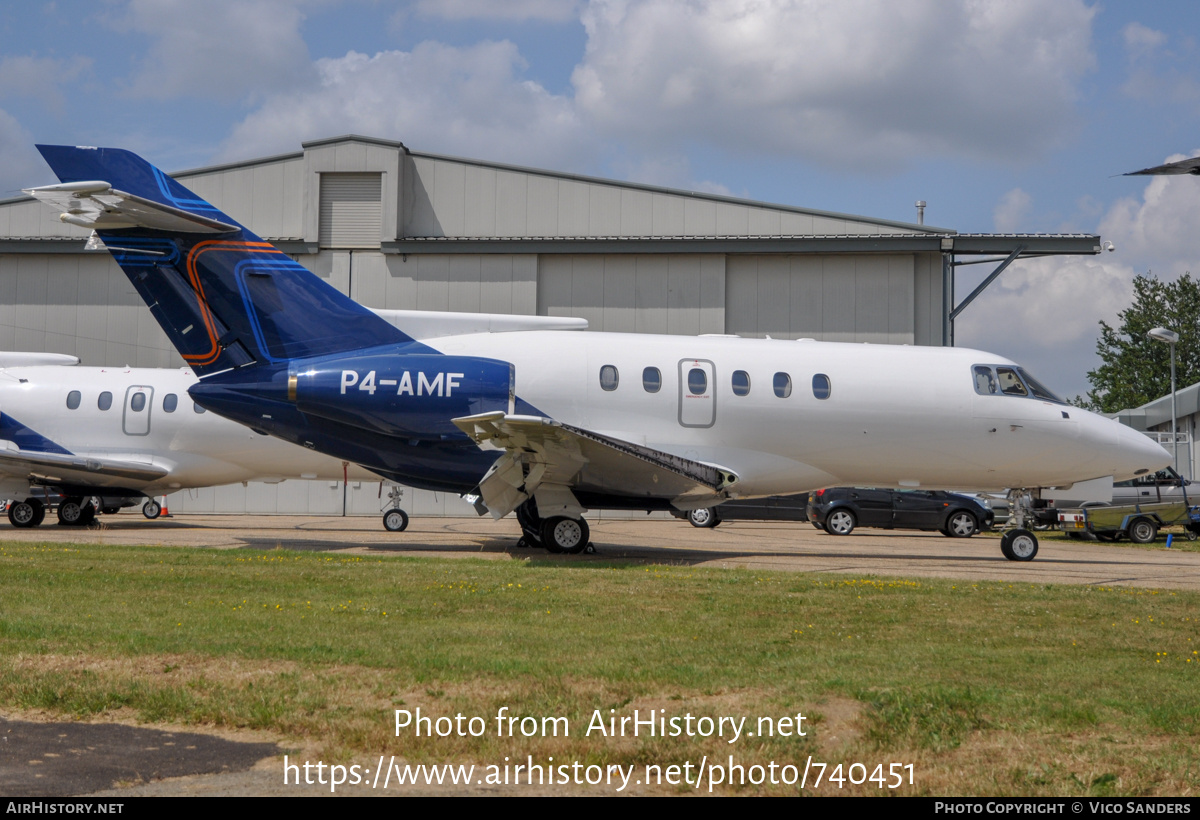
[806,488,994,537]
[673,494,811,528]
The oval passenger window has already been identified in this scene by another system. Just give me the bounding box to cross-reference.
[163,393,178,413]
[66,390,81,410]
[599,365,619,392]
[732,370,750,396]
[98,391,112,411]
[773,372,792,399]
[642,367,661,393]
[130,392,146,412]
[812,374,831,400]
[688,368,707,395]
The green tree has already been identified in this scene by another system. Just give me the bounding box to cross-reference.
[1084,273,1200,413]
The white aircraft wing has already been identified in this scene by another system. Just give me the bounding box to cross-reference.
[22,181,239,233]
[0,447,169,488]
[453,411,739,519]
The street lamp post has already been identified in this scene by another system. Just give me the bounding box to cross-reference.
[1148,327,1180,472]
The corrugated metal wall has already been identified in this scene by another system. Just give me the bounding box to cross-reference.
[404,154,913,239]
[537,254,725,335]
[724,254,916,344]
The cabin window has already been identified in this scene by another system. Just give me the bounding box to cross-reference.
[163,393,178,413]
[130,392,146,412]
[193,402,207,414]
[773,372,792,398]
[599,365,619,392]
[642,367,661,393]
[812,373,831,400]
[98,391,112,411]
[732,370,750,396]
[66,390,81,410]
[688,368,708,395]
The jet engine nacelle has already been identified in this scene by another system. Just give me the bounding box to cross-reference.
[290,352,514,439]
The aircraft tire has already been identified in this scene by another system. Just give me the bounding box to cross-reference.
[142,500,162,519]
[688,508,720,528]
[1128,517,1158,544]
[57,497,87,526]
[541,516,589,554]
[945,511,978,538]
[1000,529,1038,561]
[383,508,409,532]
[515,499,543,546]
[824,509,856,536]
[8,499,41,528]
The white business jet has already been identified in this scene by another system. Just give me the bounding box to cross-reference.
[0,356,385,528]
[23,145,1171,560]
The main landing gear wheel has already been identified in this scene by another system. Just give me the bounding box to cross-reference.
[57,497,94,526]
[541,516,590,554]
[688,508,720,528]
[383,508,409,532]
[142,500,162,519]
[824,509,856,536]
[8,498,44,528]
[1000,528,1039,562]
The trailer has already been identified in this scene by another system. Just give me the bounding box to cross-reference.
[1057,500,1195,543]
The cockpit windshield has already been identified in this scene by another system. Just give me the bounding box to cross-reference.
[972,364,1065,404]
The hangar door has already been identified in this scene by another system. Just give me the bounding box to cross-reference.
[724,254,916,344]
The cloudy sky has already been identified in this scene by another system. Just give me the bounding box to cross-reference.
[4,0,1200,399]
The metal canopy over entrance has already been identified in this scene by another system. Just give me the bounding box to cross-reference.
[938,233,1102,346]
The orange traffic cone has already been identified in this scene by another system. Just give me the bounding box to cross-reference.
[160,495,171,517]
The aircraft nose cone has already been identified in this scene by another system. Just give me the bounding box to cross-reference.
[1116,421,1172,480]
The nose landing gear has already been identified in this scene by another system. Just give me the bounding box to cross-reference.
[1001,489,1041,561]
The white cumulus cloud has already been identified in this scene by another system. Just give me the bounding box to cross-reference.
[993,188,1032,233]
[117,0,316,102]
[1099,154,1200,278]
[572,0,1096,171]
[413,0,582,22]
[217,41,592,170]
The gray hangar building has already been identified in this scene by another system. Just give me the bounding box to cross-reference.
[0,135,1100,518]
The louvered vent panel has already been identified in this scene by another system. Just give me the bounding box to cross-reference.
[318,173,382,248]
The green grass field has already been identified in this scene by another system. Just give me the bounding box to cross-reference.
[2,540,1197,795]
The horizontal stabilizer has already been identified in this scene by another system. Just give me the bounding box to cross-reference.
[22,181,239,233]
[0,446,169,488]
[453,411,738,518]
[0,352,79,368]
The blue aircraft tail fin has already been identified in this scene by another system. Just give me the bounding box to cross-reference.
[32,145,412,376]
